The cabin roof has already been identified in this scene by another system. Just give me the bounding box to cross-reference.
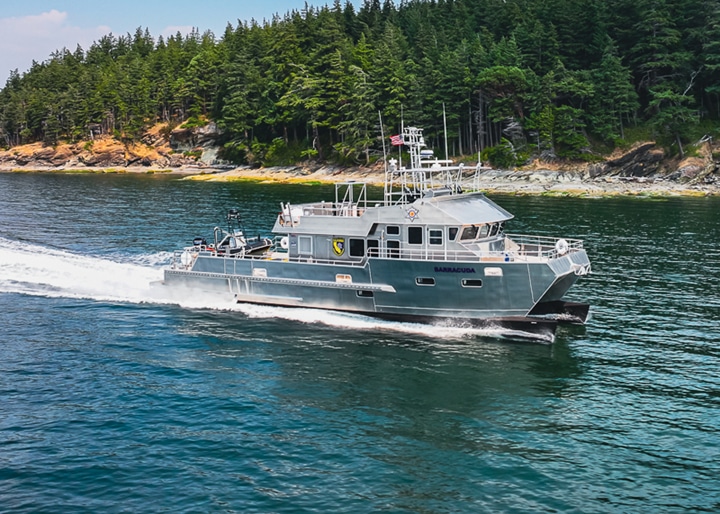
[431,192,513,224]
[272,191,513,236]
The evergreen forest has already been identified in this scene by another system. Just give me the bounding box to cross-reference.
[1,0,719,167]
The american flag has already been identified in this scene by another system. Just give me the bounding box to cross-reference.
[390,134,404,146]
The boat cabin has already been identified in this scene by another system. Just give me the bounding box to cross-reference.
[272,180,513,264]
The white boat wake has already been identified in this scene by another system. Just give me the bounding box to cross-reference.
[0,237,542,342]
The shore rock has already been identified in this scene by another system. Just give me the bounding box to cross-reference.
[2,129,719,196]
[0,122,210,169]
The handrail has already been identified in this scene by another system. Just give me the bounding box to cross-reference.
[173,233,583,269]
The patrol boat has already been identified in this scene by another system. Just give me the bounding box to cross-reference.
[164,126,591,341]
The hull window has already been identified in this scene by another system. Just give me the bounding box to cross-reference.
[356,290,374,298]
[415,277,436,286]
[408,226,423,245]
[461,279,483,287]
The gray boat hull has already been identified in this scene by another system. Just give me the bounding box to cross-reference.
[163,248,590,337]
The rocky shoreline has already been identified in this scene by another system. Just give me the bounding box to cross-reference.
[1,125,719,196]
[183,164,720,197]
[2,161,719,197]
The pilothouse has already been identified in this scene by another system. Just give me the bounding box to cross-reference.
[164,126,591,342]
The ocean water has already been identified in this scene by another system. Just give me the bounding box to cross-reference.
[0,173,718,513]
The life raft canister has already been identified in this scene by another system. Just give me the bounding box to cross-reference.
[555,238,569,256]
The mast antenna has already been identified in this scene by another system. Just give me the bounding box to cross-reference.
[443,103,449,162]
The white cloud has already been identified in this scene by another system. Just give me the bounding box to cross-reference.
[0,10,111,85]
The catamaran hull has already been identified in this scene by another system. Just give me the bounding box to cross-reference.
[162,249,590,341]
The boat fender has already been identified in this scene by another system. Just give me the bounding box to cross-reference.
[555,239,569,256]
[280,237,289,250]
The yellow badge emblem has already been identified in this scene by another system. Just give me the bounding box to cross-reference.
[332,238,345,256]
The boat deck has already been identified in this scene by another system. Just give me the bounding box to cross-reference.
[171,234,584,270]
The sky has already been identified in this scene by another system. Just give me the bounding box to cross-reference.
[0,0,361,86]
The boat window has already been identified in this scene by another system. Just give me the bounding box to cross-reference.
[428,229,443,245]
[356,290,374,297]
[415,277,436,286]
[387,225,400,236]
[489,224,499,237]
[478,224,490,239]
[408,226,423,245]
[298,236,312,254]
[387,240,400,258]
[448,227,459,241]
[460,225,479,241]
[349,238,365,257]
[368,223,378,236]
[367,239,379,257]
[461,279,483,287]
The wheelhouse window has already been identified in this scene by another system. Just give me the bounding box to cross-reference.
[408,226,423,245]
[460,225,479,241]
[448,227,459,241]
[428,229,443,245]
[349,238,365,257]
[386,225,400,236]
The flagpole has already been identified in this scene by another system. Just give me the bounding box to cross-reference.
[399,104,404,170]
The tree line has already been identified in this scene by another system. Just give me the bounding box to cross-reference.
[1,0,718,166]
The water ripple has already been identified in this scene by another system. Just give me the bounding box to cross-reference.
[1,175,719,512]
